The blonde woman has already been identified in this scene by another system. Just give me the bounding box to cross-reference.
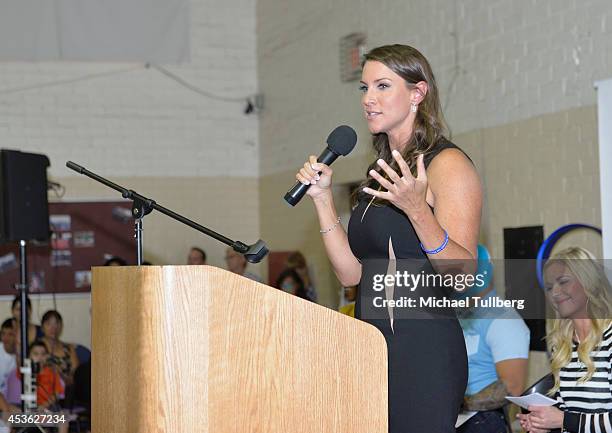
[518,247,612,433]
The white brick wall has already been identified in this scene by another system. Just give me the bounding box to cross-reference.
[0,0,258,178]
[257,0,608,310]
[257,0,612,175]
[0,1,261,345]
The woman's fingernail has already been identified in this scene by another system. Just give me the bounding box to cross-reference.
[392,150,400,156]
[377,159,384,165]
[369,170,376,175]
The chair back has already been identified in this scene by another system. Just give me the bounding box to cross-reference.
[522,373,554,397]
[75,344,91,365]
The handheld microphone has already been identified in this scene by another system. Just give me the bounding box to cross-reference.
[284,125,357,206]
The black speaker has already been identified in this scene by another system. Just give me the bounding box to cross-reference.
[504,225,546,351]
[0,149,50,243]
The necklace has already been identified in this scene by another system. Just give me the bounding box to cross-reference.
[360,189,380,222]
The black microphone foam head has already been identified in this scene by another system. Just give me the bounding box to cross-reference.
[326,125,357,156]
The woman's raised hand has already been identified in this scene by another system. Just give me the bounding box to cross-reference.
[363,150,428,218]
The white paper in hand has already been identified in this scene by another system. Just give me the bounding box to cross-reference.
[505,393,557,410]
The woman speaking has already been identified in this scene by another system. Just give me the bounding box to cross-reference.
[294,44,482,433]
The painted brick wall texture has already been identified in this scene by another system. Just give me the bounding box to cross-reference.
[257,0,612,176]
[0,0,258,179]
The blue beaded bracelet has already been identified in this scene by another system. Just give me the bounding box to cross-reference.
[420,230,449,254]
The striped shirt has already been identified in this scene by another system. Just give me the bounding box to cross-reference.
[556,324,612,432]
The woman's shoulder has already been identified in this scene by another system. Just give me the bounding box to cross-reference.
[423,137,472,169]
[424,138,481,207]
[424,138,479,187]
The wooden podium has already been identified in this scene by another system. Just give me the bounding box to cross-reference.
[91,265,388,433]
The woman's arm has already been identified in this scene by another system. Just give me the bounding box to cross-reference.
[529,406,612,433]
[416,149,482,262]
[297,156,362,287]
[311,191,362,287]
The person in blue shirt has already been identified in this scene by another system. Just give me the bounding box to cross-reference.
[457,244,530,433]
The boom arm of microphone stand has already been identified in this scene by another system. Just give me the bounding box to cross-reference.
[66,161,269,263]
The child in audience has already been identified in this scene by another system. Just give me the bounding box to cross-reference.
[16,340,64,409]
[10,339,69,432]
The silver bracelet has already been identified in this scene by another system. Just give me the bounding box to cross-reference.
[320,216,341,234]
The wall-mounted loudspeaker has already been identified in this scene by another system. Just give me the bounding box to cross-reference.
[0,149,50,243]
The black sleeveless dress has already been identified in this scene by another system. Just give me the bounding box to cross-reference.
[348,140,469,433]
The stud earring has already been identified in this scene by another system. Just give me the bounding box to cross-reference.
[411,103,417,113]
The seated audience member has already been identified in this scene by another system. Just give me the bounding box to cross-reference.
[187,247,207,265]
[104,256,127,266]
[11,295,44,345]
[458,244,530,433]
[23,340,64,409]
[225,248,262,283]
[41,310,79,387]
[286,252,317,302]
[32,340,69,433]
[0,319,16,397]
[519,247,612,433]
[13,340,69,432]
[338,286,357,317]
[275,268,308,299]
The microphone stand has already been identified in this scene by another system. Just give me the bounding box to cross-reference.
[16,240,37,412]
[65,161,268,264]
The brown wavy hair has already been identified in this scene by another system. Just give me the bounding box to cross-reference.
[353,44,449,206]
